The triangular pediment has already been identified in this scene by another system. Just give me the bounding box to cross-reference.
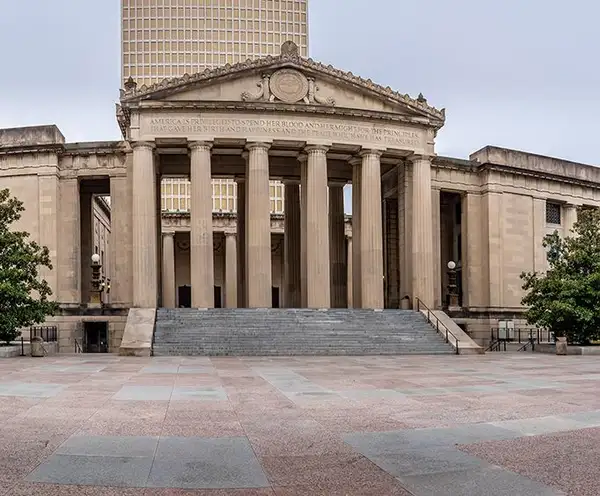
[120,42,445,127]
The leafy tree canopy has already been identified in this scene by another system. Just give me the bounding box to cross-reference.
[0,189,58,344]
[521,207,600,344]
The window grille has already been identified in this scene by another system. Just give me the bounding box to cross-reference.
[546,202,561,225]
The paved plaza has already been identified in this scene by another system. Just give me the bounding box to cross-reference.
[0,354,599,495]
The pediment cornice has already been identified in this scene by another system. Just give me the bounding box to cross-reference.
[119,42,445,126]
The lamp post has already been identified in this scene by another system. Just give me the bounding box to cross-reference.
[90,254,103,306]
[447,260,459,309]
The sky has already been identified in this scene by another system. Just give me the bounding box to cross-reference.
[1,0,599,166]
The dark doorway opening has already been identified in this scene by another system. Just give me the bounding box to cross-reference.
[178,285,191,308]
[272,287,280,308]
[83,322,109,353]
[214,286,222,308]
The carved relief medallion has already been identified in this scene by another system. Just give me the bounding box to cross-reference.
[269,69,309,103]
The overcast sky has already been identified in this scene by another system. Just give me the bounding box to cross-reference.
[1,0,598,165]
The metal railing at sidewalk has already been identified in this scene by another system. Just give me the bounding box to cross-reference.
[415,298,460,354]
[30,326,58,343]
[490,327,554,345]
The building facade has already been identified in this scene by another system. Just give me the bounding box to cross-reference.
[2,43,599,351]
[122,0,308,86]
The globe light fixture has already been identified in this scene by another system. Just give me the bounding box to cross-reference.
[447,260,456,270]
[91,253,101,264]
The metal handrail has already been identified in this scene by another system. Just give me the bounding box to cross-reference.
[74,339,83,354]
[485,340,506,352]
[415,298,460,354]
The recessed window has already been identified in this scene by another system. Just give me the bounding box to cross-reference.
[546,202,562,225]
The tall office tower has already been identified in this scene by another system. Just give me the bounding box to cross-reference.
[121,0,309,87]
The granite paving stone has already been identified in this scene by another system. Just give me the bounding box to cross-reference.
[1,354,600,494]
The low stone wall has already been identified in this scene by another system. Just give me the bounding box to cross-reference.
[535,344,600,356]
[0,341,59,358]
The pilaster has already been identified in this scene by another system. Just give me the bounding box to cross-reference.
[235,177,246,307]
[245,142,272,308]
[189,141,215,308]
[359,149,384,309]
[346,236,353,308]
[110,173,133,306]
[329,181,347,308]
[351,158,362,308]
[132,141,158,308]
[284,180,301,308]
[300,154,308,307]
[161,231,176,308]
[58,178,80,304]
[224,232,238,308]
[432,187,442,309]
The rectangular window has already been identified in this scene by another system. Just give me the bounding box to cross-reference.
[546,201,562,225]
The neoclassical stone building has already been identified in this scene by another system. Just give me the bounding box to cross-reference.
[2,42,599,350]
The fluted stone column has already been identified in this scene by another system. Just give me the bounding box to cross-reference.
[359,150,384,309]
[132,141,158,308]
[235,178,246,308]
[300,155,308,307]
[347,236,353,308]
[190,141,214,308]
[411,154,435,307]
[245,142,272,308]
[284,181,301,308]
[161,231,176,308]
[305,145,331,308]
[329,181,347,308]
[224,232,238,308]
[351,159,362,308]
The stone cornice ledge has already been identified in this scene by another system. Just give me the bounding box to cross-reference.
[131,100,437,127]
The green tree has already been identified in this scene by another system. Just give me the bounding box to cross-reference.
[0,189,58,344]
[521,207,600,344]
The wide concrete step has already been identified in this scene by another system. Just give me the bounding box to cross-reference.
[152,308,455,357]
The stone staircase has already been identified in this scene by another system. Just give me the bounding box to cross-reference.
[152,308,455,356]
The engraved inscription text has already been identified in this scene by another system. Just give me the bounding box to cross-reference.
[146,116,421,149]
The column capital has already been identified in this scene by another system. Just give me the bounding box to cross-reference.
[131,141,155,151]
[162,230,176,237]
[358,148,384,158]
[189,141,213,152]
[224,231,237,237]
[304,144,330,155]
[298,153,308,164]
[407,153,434,163]
[349,157,362,167]
[246,141,271,152]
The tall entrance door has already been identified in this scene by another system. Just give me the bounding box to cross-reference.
[83,322,109,353]
[178,286,191,308]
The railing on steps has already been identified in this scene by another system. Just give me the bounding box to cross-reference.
[486,340,506,352]
[415,298,460,355]
[517,337,536,352]
[74,339,83,354]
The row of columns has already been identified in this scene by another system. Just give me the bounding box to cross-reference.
[132,140,436,310]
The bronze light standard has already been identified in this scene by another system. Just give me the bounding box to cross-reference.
[447,260,459,309]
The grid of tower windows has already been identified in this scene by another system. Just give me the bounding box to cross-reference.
[122,0,308,86]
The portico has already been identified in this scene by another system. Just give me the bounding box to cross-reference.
[118,42,445,311]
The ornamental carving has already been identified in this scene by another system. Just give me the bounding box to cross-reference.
[240,69,336,106]
[269,69,309,103]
